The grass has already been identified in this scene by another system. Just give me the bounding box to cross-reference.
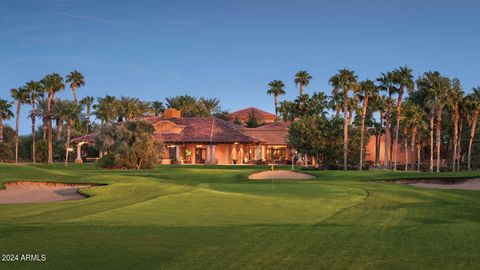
[0,163,480,269]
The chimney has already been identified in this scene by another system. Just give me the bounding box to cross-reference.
[163,108,181,118]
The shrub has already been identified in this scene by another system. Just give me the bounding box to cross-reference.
[35,140,48,163]
[0,142,14,162]
[97,153,116,169]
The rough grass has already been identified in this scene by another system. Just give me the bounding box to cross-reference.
[0,164,479,269]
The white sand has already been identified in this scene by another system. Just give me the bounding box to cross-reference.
[249,170,316,180]
[0,181,91,204]
[408,178,480,190]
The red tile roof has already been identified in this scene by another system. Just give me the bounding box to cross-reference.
[229,107,277,120]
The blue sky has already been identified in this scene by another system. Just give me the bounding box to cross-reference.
[1,0,479,134]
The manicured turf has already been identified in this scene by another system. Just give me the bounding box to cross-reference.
[0,164,480,269]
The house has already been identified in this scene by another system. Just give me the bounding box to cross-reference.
[72,108,292,165]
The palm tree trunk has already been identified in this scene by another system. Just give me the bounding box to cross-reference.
[274,95,278,117]
[72,85,78,104]
[359,97,368,171]
[86,106,91,133]
[343,89,349,171]
[417,134,421,172]
[436,107,443,173]
[375,132,381,166]
[393,89,404,171]
[452,105,459,172]
[467,110,479,170]
[65,123,71,166]
[0,115,3,143]
[457,118,463,171]
[411,127,417,172]
[47,92,53,164]
[15,102,21,163]
[384,112,390,168]
[300,84,304,96]
[31,98,36,164]
[429,110,434,172]
[42,119,47,141]
[404,127,408,171]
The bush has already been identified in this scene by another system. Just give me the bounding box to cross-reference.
[97,153,116,169]
[0,142,14,162]
[35,140,48,163]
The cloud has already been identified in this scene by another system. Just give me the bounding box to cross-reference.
[57,12,196,26]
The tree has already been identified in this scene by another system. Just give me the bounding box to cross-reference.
[466,87,480,170]
[53,99,66,140]
[35,98,49,140]
[245,111,264,128]
[65,70,85,104]
[41,73,65,164]
[25,80,44,164]
[165,95,198,116]
[447,79,464,172]
[58,100,82,166]
[430,74,451,172]
[199,97,221,116]
[117,96,150,122]
[294,71,312,96]
[80,96,95,133]
[94,95,118,123]
[330,69,358,170]
[149,101,165,117]
[11,87,30,162]
[391,66,414,171]
[0,99,14,144]
[404,102,426,172]
[96,121,163,169]
[267,80,286,116]
[377,72,396,168]
[358,80,379,170]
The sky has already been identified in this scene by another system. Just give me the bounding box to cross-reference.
[1,0,480,134]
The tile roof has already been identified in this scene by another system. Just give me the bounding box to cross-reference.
[229,107,277,120]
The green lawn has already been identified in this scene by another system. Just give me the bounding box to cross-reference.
[1,164,480,270]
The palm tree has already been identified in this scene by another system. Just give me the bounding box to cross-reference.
[294,71,312,96]
[377,72,396,167]
[199,97,221,116]
[41,73,65,164]
[457,97,469,171]
[466,87,480,170]
[53,99,66,140]
[391,66,414,171]
[447,79,464,172]
[58,100,82,166]
[149,101,165,117]
[35,98,49,140]
[330,69,358,170]
[94,96,118,123]
[0,99,14,144]
[11,87,30,163]
[371,95,387,166]
[358,79,379,170]
[117,96,150,121]
[65,71,85,104]
[80,96,95,133]
[267,80,286,116]
[404,102,426,172]
[25,80,44,164]
[431,75,451,172]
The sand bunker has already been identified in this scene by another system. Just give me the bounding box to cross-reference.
[249,170,316,180]
[0,181,92,204]
[399,178,480,190]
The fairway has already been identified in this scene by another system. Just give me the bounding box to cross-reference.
[1,164,480,269]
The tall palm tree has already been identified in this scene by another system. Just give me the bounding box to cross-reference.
[358,79,379,170]
[25,80,44,164]
[466,87,480,170]
[371,95,387,166]
[431,75,451,172]
[199,97,221,116]
[267,80,286,116]
[294,71,312,96]
[0,99,14,143]
[53,99,66,140]
[391,66,414,170]
[447,79,464,172]
[65,71,85,104]
[457,97,469,171]
[58,100,82,166]
[11,87,30,163]
[404,102,426,172]
[377,72,396,167]
[80,96,95,133]
[330,69,358,170]
[41,73,65,164]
